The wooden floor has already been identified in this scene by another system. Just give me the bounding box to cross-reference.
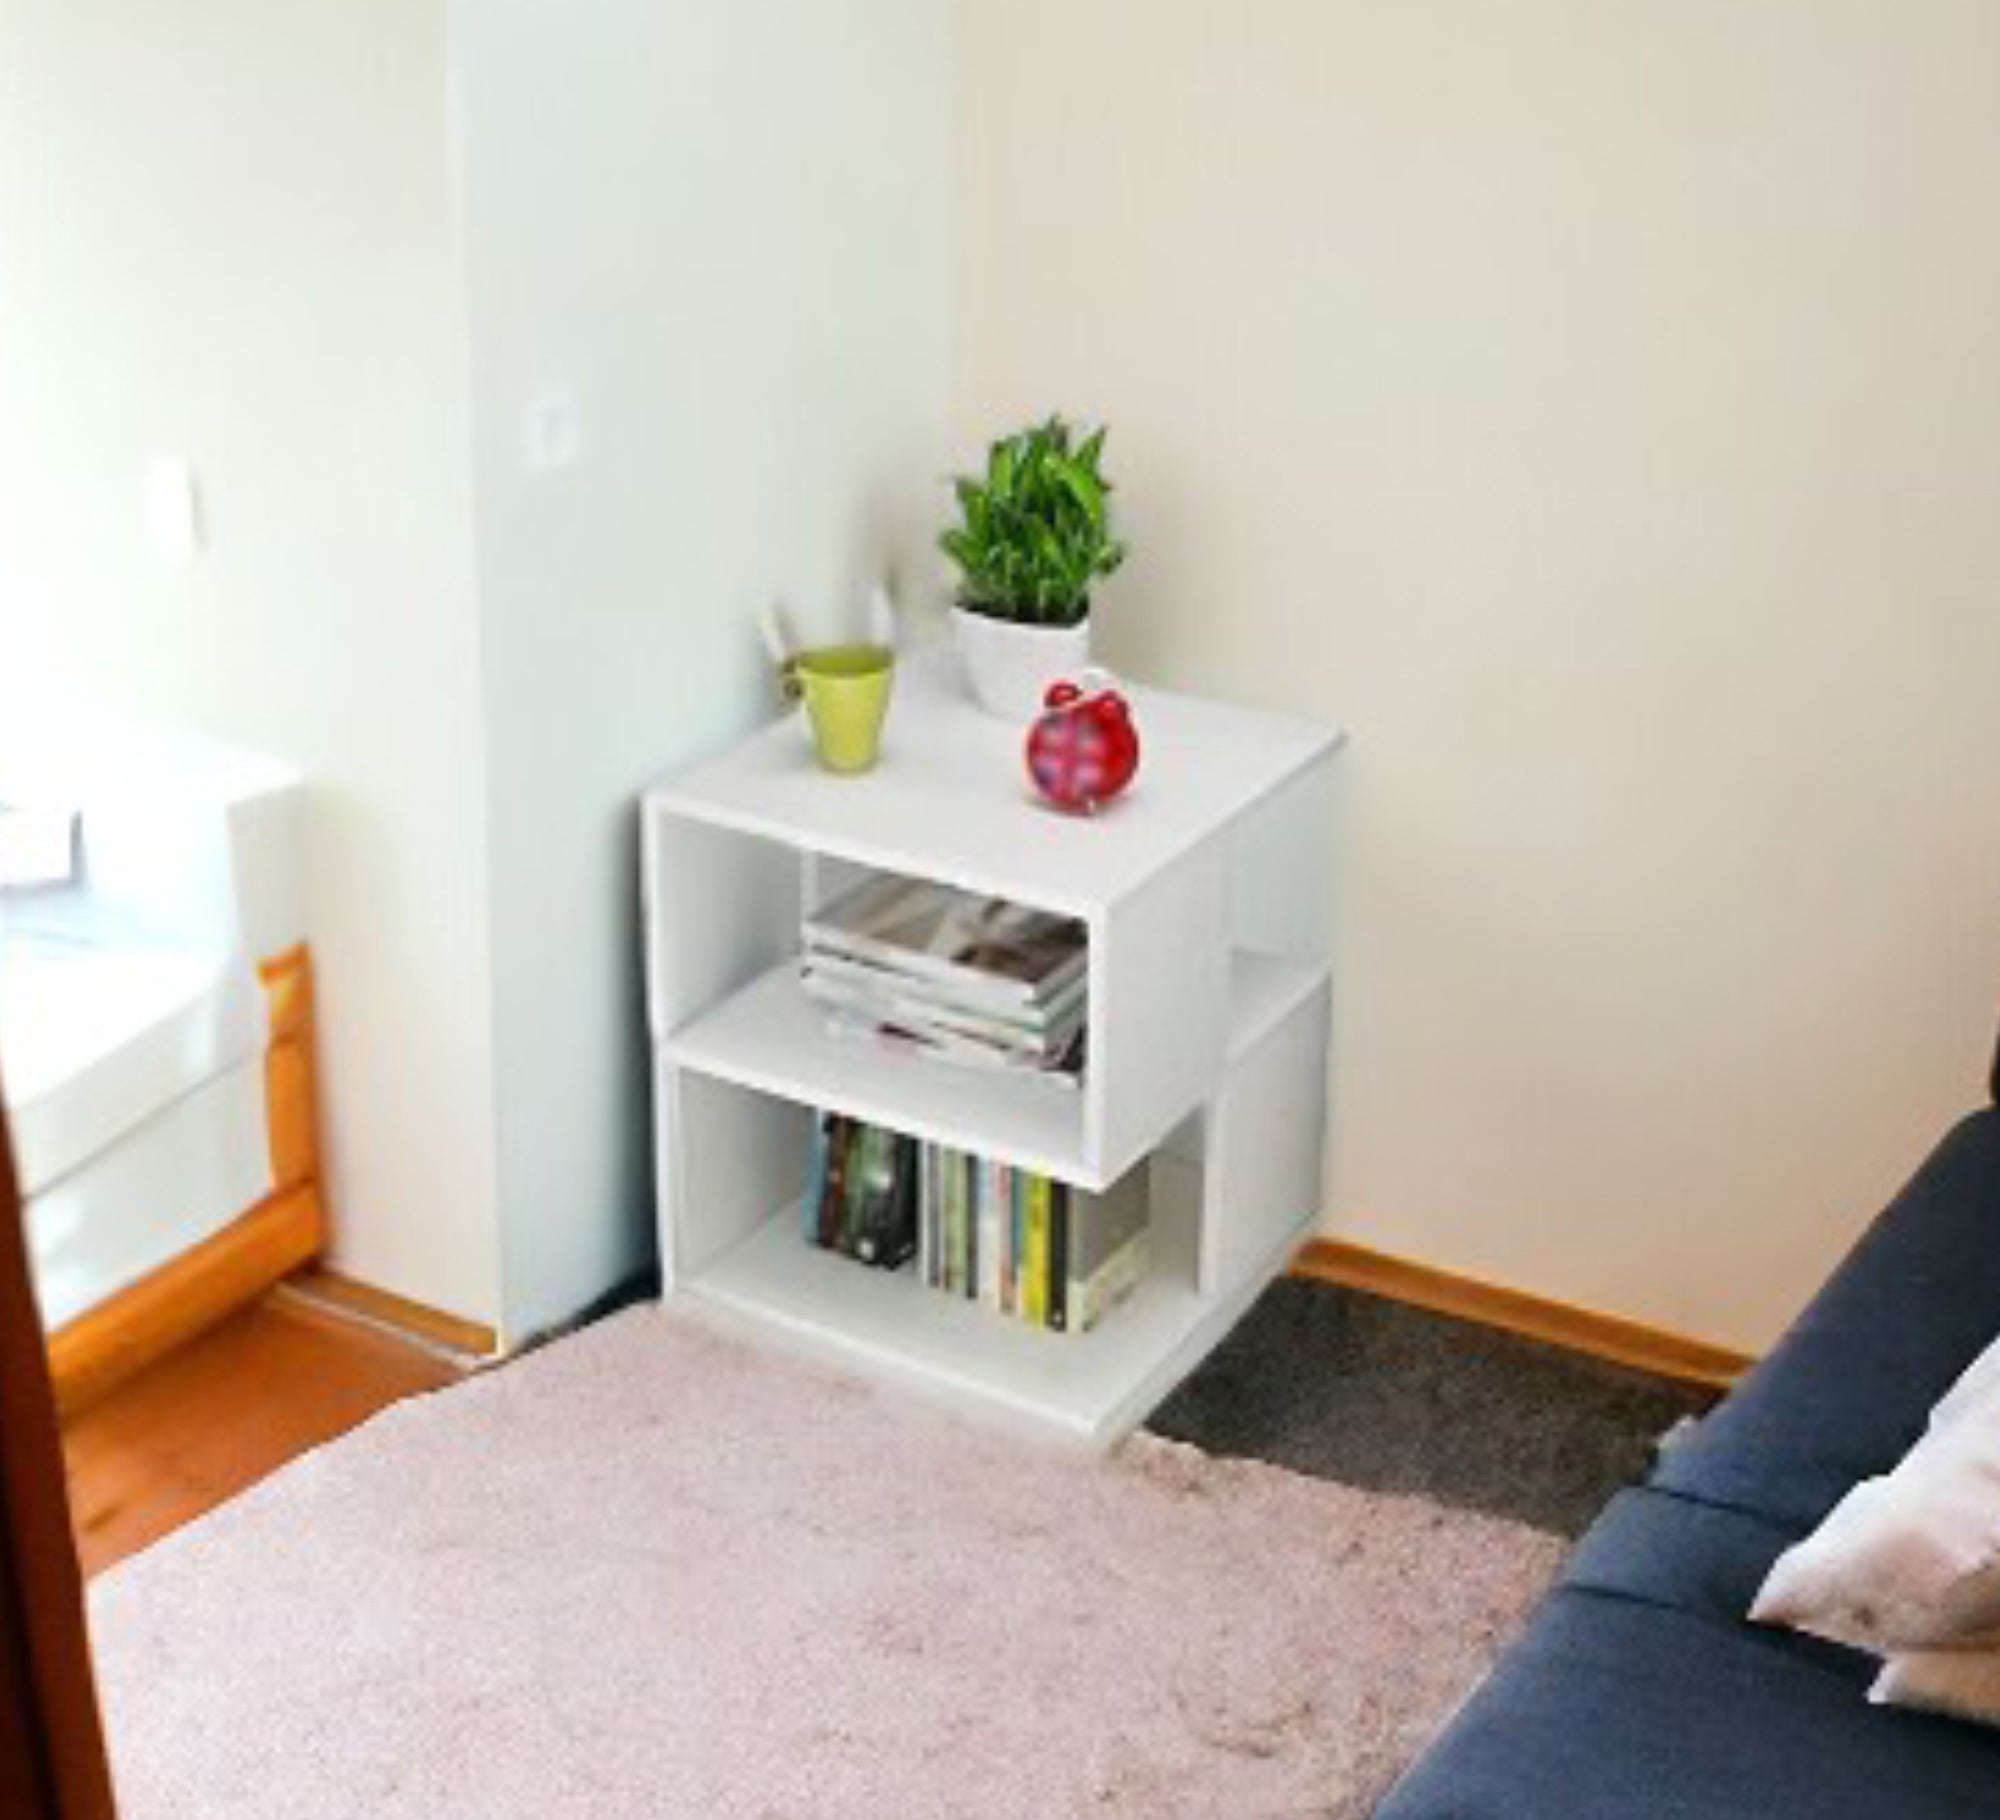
[62,1292,465,1578]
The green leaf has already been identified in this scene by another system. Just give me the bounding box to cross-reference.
[941,416,1124,622]
[987,438,1017,500]
[1053,459,1104,528]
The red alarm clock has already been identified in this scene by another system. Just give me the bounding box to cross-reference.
[1025,671,1141,813]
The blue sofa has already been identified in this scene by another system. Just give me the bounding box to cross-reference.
[1378,1085,2000,1818]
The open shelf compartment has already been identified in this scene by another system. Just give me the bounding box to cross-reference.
[667,959,1087,1180]
[656,1052,1222,1441]
[655,953,1329,1446]
[689,1169,1230,1444]
[666,947,1322,1192]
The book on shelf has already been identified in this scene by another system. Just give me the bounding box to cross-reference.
[803,1114,1147,1335]
[804,1114,918,1271]
[1060,1161,1150,1334]
[801,875,1088,1087]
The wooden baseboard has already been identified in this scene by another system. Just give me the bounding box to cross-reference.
[286,1271,496,1360]
[50,1184,327,1419]
[1291,1237,1752,1391]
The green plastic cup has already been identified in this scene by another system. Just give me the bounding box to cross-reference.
[787,643,894,774]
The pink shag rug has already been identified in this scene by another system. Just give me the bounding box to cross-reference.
[90,1307,1563,1818]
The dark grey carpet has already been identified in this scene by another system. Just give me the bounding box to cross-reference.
[1147,1275,1716,1538]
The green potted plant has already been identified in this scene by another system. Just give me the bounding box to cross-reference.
[940,416,1127,720]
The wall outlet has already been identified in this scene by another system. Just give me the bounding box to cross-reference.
[142,457,202,564]
[525,387,583,472]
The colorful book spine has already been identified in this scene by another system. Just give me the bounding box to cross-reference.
[818,1115,850,1250]
[946,1150,966,1298]
[963,1152,979,1299]
[920,1144,938,1288]
[978,1159,1002,1309]
[805,1114,830,1243]
[1047,1182,1070,1333]
[998,1166,1016,1316]
[839,1125,869,1257]
[1022,1175,1048,1328]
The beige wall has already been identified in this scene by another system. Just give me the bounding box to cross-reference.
[0,0,503,1324]
[954,0,2000,1350]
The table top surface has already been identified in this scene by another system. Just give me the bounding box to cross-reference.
[648,646,1343,914]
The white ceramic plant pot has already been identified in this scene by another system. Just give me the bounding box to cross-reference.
[952,607,1092,722]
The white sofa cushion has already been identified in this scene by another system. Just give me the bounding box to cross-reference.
[1750,1333,2000,1654]
[1873,1646,2000,1732]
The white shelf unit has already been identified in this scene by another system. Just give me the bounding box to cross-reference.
[643,648,1342,1446]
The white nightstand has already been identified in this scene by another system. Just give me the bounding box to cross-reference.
[642,649,1343,1445]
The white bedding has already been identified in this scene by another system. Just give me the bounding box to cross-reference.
[25,1056,272,1330]
[0,931,263,1199]
[0,709,300,1329]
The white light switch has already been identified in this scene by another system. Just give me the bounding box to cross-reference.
[142,457,202,564]
[524,387,582,472]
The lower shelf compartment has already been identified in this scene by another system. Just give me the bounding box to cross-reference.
[678,1201,1303,1446]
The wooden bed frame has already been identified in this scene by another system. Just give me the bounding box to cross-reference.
[46,945,328,1417]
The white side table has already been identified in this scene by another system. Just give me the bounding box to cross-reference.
[642,649,1343,1444]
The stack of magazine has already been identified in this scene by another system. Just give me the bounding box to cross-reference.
[800,874,1087,1087]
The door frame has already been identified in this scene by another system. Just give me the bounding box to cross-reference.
[0,1094,117,1818]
